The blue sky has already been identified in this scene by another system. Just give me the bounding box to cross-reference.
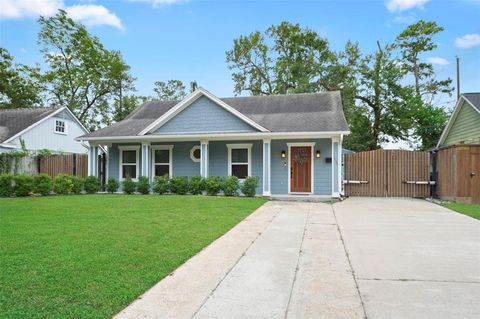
[0,0,479,109]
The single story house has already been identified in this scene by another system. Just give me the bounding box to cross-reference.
[437,92,480,148]
[77,88,349,197]
[0,107,89,154]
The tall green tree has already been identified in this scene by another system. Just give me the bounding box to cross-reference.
[38,10,134,130]
[153,80,187,101]
[112,95,150,122]
[395,20,452,97]
[226,22,335,95]
[395,20,453,149]
[352,42,412,149]
[0,48,43,109]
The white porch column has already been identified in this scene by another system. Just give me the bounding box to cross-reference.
[200,140,209,178]
[88,143,99,177]
[262,139,271,196]
[331,137,340,198]
[141,142,150,180]
[339,134,344,196]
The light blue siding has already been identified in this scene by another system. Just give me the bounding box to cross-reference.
[108,143,142,181]
[107,138,334,196]
[271,139,332,195]
[153,96,258,134]
[154,141,201,176]
[208,140,263,194]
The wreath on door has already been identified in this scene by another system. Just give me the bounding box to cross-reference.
[293,149,309,166]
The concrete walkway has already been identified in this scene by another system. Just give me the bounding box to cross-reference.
[115,201,363,319]
[115,198,480,319]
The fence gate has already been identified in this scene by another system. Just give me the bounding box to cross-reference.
[344,149,431,197]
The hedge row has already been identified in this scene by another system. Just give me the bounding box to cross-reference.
[0,173,101,197]
[0,173,260,198]
[110,175,259,197]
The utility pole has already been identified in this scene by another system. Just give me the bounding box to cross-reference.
[456,56,460,100]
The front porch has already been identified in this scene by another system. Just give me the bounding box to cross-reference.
[87,137,343,197]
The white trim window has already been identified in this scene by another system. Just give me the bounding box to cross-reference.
[54,119,67,134]
[227,143,252,180]
[119,146,139,181]
[190,145,201,163]
[151,145,173,177]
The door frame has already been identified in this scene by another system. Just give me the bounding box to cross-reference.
[287,142,315,194]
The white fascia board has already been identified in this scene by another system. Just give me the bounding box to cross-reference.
[138,87,270,135]
[0,143,19,149]
[76,131,350,144]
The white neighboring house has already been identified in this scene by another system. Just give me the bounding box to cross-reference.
[0,107,89,154]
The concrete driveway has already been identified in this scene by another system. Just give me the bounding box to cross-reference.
[115,198,480,319]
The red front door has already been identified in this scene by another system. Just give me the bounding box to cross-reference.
[290,146,312,193]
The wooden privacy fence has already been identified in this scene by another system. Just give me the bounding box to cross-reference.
[344,149,431,198]
[38,154,88,177]
[436,145,480,203]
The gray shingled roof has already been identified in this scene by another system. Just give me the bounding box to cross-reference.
[463,93,480,112]
[81,91,349,138]
[0,107,58,143]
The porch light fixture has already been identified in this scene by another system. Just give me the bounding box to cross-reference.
[281,150,286,158]
[316,150,321,158]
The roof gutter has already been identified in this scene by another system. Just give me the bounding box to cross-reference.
[76,131,351,143]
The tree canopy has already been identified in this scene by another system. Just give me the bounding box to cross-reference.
[0,48,43,109]
[226,20,453,151]
[38,10,134,130]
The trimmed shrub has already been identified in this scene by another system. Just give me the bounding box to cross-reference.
[106,178,119,193]
[241,176,259,197]
[170,176,188,195]
[205,176,222,196]
[54,174,73,194]
[0,174,14,197]
[71,176,84,194]
[84,176,101,194]
[33,173,52,195]
[136,176,150,195]
[123,177,136,194]
[188,176,204,195]
[222,176,240,196]
[13,174,34,197]
[153,175,169,194]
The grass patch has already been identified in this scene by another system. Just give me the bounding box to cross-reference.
[0,194,266,318]
[443,202,480,220]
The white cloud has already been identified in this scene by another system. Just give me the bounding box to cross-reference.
[0,0,62,18]
[0,0,123,30]
[386,0,430,12]
[455,33,480,48]
[427,57,449,65]
[66,5,124,30]
[128,0,188,8]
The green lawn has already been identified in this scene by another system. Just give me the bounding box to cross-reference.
[0,195,266,319]
[443,202,480,220]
